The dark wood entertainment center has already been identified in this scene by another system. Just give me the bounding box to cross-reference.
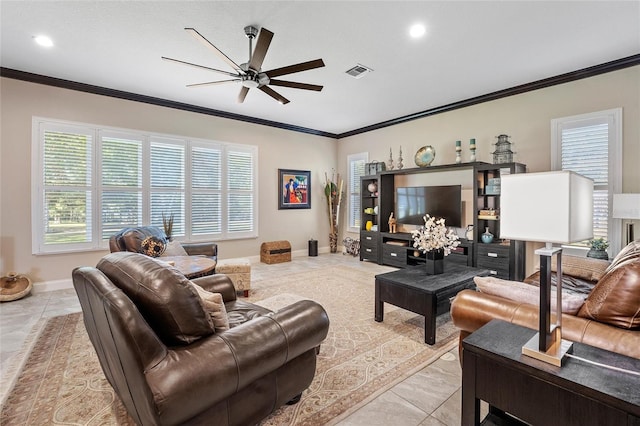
[360,161,526,280]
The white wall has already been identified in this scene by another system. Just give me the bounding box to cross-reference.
[0,78,337,286]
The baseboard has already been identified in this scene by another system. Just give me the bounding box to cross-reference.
[32,278,73,293]
[31,246,337,293]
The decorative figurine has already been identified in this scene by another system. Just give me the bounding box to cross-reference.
[470,138,477,162]
[492,134,515,164]
[397,146,404,170]
[455,140,462,164]
[387,148,395,170]
[388,212,397,233]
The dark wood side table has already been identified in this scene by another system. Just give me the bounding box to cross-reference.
[462,320,640,426]
[160,256,217,279]
[375,264,488,345]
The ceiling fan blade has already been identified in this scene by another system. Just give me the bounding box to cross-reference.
[185,27,244,73]
[238,87,249,103]
[264,59,325,78]
[269,79,323,91]
[162,57,239,78]
[248,28,274,72]
[259,85,290,104]
[186,79,241,88]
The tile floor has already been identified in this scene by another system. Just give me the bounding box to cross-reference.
[0,253,471,425]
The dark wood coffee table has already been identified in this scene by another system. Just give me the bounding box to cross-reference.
[375,263,488,345]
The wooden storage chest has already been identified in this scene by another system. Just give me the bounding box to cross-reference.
[260,240,292,264]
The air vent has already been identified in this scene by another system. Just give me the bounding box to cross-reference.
[345,63,373,79]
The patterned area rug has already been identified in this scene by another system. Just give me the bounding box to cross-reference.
[0,265,458,425]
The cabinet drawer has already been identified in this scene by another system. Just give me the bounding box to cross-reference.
[477,244,510,259]
[383,244,407,267]
[361,232,377,245]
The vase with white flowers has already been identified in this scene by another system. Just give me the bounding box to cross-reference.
[411,214,460,275]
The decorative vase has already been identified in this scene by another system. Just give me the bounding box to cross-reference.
[481,227,494,244]
[465,225,474,241]
[586,248,608,260]
[329,232,338,253]
[425,250,444,275]
[365,220,373,231]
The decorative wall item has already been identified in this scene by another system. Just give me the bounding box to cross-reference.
[414,145,436,167]
[397,146,404,169]
[387,148,395,170]
[470,138,477,162]
[324,171,344,252]
[492,134,515,164]
[455,140,462,164]
[278,169,311,209]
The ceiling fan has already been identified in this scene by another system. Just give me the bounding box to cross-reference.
[162,26,325,105]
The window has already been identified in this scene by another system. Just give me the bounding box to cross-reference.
[32,118,258,254]
[347,152,368,232]
[551,108,622,252]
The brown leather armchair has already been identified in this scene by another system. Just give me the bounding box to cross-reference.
[72,252,330,425]
[109,226,218,259]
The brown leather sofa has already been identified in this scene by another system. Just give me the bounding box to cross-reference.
[451,240,640,360]
[72,252,330,425]
[109,226,218,259]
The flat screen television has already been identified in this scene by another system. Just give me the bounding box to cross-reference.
[395,185,462,227]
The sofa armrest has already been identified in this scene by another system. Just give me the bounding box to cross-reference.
[190,274,237,302]
[451,289,640,360]
[145,300,329,421]
[182,242,217,258]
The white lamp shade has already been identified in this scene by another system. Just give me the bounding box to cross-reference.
[612,194,640,219]
[500,171,593,244]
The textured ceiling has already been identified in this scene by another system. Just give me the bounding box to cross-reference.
[1,1,639,135]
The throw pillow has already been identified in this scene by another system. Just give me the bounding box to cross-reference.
[577,258,640,330]
[189,283,230,332]
[551,254,610,283]
[97,252,215,345]
[161,240,189,257]
[605,240,640,273]
[140,236,166,257]
[474,276,586,315]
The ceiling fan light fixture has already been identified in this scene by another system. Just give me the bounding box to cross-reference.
[241,79,259,89]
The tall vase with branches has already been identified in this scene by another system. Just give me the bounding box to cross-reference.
[162,212,174,241]
[324,171,344,253]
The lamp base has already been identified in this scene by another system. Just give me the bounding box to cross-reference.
[522,327,573,367]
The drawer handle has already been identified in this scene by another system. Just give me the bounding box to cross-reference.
[366,248,372,252]
[488,252,498,258]
[390,253,397,257]
[489,270,497,275]
[366,236,372,240]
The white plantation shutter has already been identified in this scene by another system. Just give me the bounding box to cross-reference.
[150,139,185,237]
[100,132,142,240]
[37,123,94,252]
[33,118,259,254]
[191,144,222,235]
[348,152,368,231]
[552,108,622,251]
[227,146,256,237]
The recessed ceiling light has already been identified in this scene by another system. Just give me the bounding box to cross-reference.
[409,23,426,39]
[34,35,54,48]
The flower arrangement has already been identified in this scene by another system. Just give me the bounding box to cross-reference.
[412,214,460,256]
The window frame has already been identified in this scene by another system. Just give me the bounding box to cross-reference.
[551,108,622,255]
[32,117,258,255]
[347,152,369,233]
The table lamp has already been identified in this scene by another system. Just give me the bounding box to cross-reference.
[612,193,640,245]
[500,171,593,366]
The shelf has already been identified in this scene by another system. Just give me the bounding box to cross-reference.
[478,215,499,220]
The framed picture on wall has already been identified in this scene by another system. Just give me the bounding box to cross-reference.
[278,169,311,209]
